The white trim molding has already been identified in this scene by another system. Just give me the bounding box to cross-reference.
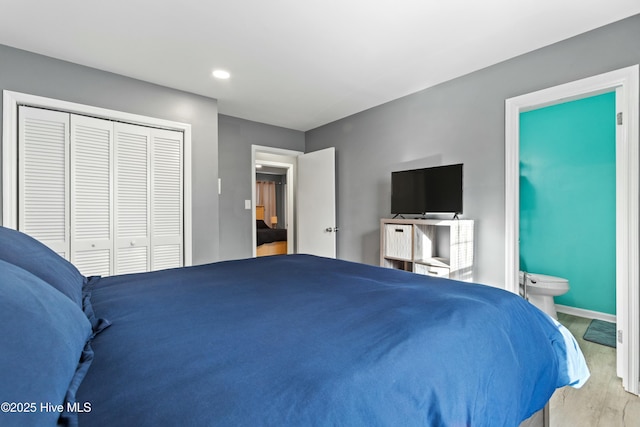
[556,305,616,324]
[504,65,639,395]
[2,90,194,266]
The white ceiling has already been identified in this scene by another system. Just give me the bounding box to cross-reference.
[1,1,638,131]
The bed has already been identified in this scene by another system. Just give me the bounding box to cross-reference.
[0,226,589,427]
[256,205,287,256]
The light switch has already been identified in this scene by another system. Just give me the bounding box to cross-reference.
[245,200,251,210]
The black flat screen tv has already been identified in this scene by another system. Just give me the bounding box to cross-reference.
[391,164,463,215]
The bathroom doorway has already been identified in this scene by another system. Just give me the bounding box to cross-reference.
[519,91,616,321]
[505,65,639,395]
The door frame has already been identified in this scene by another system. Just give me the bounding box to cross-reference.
[504,65,639,395]
[251,145,302,257]
[2,90,193,266]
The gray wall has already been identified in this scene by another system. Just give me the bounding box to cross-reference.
[2,14,638,279]
[218,114,304,260]
[305,14,640,287]
[0,44,220,265]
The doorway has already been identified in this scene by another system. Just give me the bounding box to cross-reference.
[251,145,338,259]
[519,92,616,321]
[505,65,639,395]
[251,146,301,257]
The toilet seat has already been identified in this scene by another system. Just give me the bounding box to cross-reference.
[526,273,569,291]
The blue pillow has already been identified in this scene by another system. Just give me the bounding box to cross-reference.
[0,260,92,427]
[0,227,85,308]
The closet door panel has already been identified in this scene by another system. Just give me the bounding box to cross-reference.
[116,246,148,274]
[151,129,184,271]
[18,107,70,258]
[152,244,182,270]
[115,123,150,274]
[74,249,111,277]
[70,115,114,277]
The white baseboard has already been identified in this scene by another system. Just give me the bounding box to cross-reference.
[556,304,616,323]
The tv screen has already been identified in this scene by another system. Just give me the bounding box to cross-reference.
[391,164,463,215]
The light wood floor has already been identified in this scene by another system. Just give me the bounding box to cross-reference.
[550,313,640,426]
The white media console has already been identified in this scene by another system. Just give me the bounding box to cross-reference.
[380,218,474,281]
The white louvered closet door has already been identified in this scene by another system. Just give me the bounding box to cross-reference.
[114,123,151,275]
[18,107,70,258]
[17,107,184,276]
[151,129,184,270]
[70,115,114,277]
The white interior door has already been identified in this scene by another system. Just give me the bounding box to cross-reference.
[18,107,70,258]
[114,122,151,274]
[70,115,114,277]
[297,147,336,258]
[150,128,184,270]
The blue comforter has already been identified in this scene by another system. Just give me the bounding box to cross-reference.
[77,255,585,426]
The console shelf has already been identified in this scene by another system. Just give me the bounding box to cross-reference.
[380,218,474,281]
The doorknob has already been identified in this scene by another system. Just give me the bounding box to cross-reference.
[325,227,339,233]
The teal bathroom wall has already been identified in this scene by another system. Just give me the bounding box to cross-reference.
[519,91,616,315]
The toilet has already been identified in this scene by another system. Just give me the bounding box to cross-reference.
[519,271,569,319]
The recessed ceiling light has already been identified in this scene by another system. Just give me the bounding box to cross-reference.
[212,69,230,79]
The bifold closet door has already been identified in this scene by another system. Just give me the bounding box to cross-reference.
[18,107,184,276]
[114,125,184,273]
[18,107,70,258]
[151,129,184,270]
[114,122,151,275]
[70,115,114,276]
